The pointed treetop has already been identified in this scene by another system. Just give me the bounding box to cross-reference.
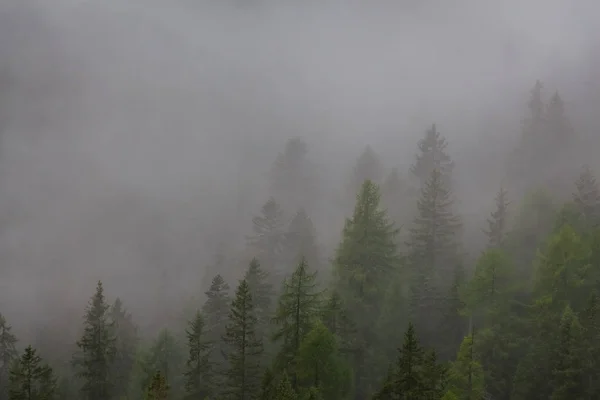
[410,124,454,187]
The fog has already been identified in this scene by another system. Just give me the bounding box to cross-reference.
[0,0,599,338]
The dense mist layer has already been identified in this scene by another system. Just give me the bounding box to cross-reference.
[1,0,599,338]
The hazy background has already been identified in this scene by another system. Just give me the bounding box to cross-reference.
[0,0,599,338]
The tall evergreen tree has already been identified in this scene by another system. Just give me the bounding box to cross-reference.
[0,313,18,400]
[202,274,230,373]
[72,281,116,400]
[109,297,138,399]
[410,124,454,188]
[244,258,275,360]
[448,333,485,400]
[545,91,573,146]
[9,345,57,400]
[347,146,384,199]
[282,209,321,278]
[550,306,584,400]
[319,291,355,355]
[247,198,286,280]
[573,166,600,227]
[407,168,462,349]
[272,257,322,388]
[183,311,212,399]
[333,179,400,399]
[222,279,264,400]
[143,329,184,399]
[484,187,510,249]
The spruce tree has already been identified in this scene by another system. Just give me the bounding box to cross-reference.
[72,281,116,400]
[146,370,169,400]
[407,168,462,349]
[0,313,18,400]
[448,333,485,400]
[273,374,297,400]
[550,306,584,400]
[244,258,275,361]
[410,124,454,188]
[202,274,230,373]
[332,179,399,398]
[484,187,510,249]
[319,291,355,355]
[9,345,57,400]
[545,91,573,146]
[247,197,286,279]
[581,291,600,398]
[144,329,184,399]
[346,146,384,200]
[183,311,212,399]
[109,297,138,399]
[272,257,322,388]
[573,165,600,228]
[282,209,321,278]
[222,279,263,400]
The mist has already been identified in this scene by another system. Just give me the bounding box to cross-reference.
[1,0,599,341]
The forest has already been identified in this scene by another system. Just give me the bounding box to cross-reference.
[2,76,599,400]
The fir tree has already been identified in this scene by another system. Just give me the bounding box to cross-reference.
[244,258,275,360]
[144,329,184,398]
[448,333,485,400]
[247,197,286,279]
[183,311,212,399]
[9,345,57,400]
[202,274,230,373]
[72,281,116,400]
[332,179,399,399]
[0,313,18,400]
[282,209,321,278]
[346,146,384,200]
[272,257,322,388]
[410,124,454,188]
[146,370,169,400]
[109,297,138,399]
[484,187,510,249]
[581,291,600,398]
[573,165,600,227]
[319,291,355,354]
[273,374,297,400]
[407,168,462,349]
[222,279,264,400]
[551,306,584,400]
[545,91,573,146]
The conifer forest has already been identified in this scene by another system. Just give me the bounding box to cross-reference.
[3,1,600,399]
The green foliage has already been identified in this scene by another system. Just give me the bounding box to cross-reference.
[146,370,169,400]
[0,313,18,400]
[573,166,600,229]
[410,123,454,187]
[183,311,212,399]
[72,281,116,400]
[248,197,286,277]
[447,334,485,400]
[9,345,57,400]
[142,329,185,399]
[484,187,510,249]
[273,374,297,400]
[223,279,264,400]
[202,274,231,374]
[549,306,584,399]
[283,209,321,279]
[347,146,384,201]
[110,298,138,399]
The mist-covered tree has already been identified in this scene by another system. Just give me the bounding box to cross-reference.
[183,311,212,399]
[247,198,286,280]
[346,146,384,201]
[141,329,184,399]
[381,167,410,230]
[272,257,322,388]
[0,313,18,400]
[573,165,600,228]
[202,274,230,374]
[269,137,318,216]
[407,168,462,349]
[332,179,400,398]
[484,187,510,249]
[244,258,275,359]
[550,306,584,400]
[447,333,485,400]
[9,345,57,400]
[282,209,321,278]
[146,370,168,400]
[109,297,138,399]
[222,279,263,400]
[410,124,454,188]
[72,281,116,400]
[545,91,573,146]
[319,291,355,354]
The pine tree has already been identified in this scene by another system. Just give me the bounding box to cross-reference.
[0,313,18,400]
[202,274,230,373]
[273,374,297,400]
[184,311,212,399]
[407,168,462,349]
[546,91,573,146]
[272,257,322,388]
[581,291,600,398]
[247,197,286,279]
[346,146,384,200]
[244,258,275,361]
[332,179,399,399]
[282,209,321,278]
[484,187,510,249]
[222,279,264,400]
[72,281,116,400]
[551,306,584,400]
[144,329,184,398]
[109,297,138,399]
[319,291,355,355]
[573,166,600,228]
[410,124,454,188]
[9,345,57,400]
[146,370,169,400]
[448,333,485,400]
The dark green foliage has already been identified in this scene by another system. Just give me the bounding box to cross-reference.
[9,345,57,400]
[72,281,116,400]
[272,257,322,388]
[333,179,400,398]
[410,124,454,188]
[184,311,212,399]
[141,329,185,399]
[202,274,231,371]
[282,209,321,278]
[247,197,286,279]
[109,297,138,399]
[146,370,169,400]
[550,306,584,400]
[244,258,275,361]
[0,313,18,400]
[222,279,264,400]
[485,187,510,249]
[573,166,600,228]
[273,374,297,400]
[447,333,485,400]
